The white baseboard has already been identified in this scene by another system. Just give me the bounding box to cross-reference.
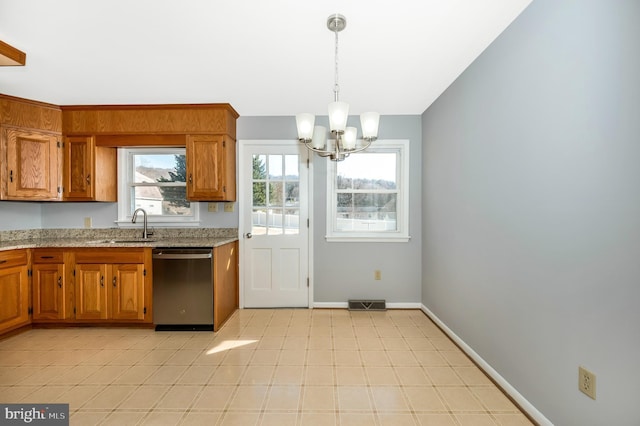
[421,304,552,426]
[312,302,422,309]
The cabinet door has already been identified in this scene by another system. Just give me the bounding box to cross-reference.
[111,264,145,320]
[75,264,109,320]
[213,241,239,331]
[5,128,61,200]
[0,265,30,332]
[63,136,93,199]
[32,263,65,320]
[187,134,235,201]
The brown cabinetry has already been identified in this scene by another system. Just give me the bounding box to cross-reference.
[63,136,116,201]
[0,250,30,333]
[213,241,239,330]
[0,94,63,201]
[32,249,71,321]
[74,248,150,322]
[186,134,236,201]
[74,248,151,322]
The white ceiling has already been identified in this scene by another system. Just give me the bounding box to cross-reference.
[0,0,532,116]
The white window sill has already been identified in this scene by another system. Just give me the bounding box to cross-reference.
[325,235,411,243]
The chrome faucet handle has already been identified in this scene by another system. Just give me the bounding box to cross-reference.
[146,227,155,237]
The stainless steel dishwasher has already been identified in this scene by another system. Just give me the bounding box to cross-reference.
[152,248,213,331]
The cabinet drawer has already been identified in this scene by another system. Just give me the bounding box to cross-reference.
[74,248,145,264]
[0,250,28,269]
[32,249,64,263]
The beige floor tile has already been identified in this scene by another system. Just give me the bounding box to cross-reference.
[300,412,337,425]
[334,350,361,366]
[263,326,288,336]
[430,337,458,350]
[20,385,72,403]
[272,365,304,385]
[455,413,499,425]
[69,410,110,425]
[370,386,409,411]
[493,413,535,425]
[251,349,280,365]
[261,412,298,425]
[102,410,147,425]
[165,349,201,365]
[378,413,418,425]
[398,326,425,338]
[58,384,105,409]
[302,385,335,410]
[387,350,419,366]
[334,337,359,350]
[308,336,332,350]
[425,366,464,385]
[228,385,268,410]
[179,411,223,425]
[209,365,245,384]
[414,351,448,367]
[158,384,202,409]
[439,387,484,411]
[340,412,376,426]
[356,336,384,350]
[218,411,260,426]
[257,336,284,350]
[310,326,332,337]
[404,386,447,411]
[82,384,136,409]
[108,349,150,365]
[305,365,335,385]
[471,387,519,412]
[337,386,372,410]
[119,384,169,409]
[306,349,333,365]
[361,350,391,366]
[282,336,308,350]
[441,350,474,366]
[265,385,301,410]
[221,349,254,366]
[17,366,71,385]
[352,326,378,338]
[416,413,458,426]
[455,367,493,386]
[278,349,306,365]
[405,337,436,351]
[140,410,186,425]
[395,366,432,385]
[145,366,188,384]
[81,365,128,384]
[365,366,398,385]
[241,365,275,384]
[138,349,178,365]
[192,385,235,410]
[286,326,311,337]
[176,365,215,385]
[0,385,38,403]
[335,366,367,385]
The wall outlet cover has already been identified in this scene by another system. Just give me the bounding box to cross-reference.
[224,203,235,212]
[208,203,218,212]
[579,366,596,400]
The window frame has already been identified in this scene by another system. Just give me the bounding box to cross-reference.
[325,139,410,242]
[116,147,200,227]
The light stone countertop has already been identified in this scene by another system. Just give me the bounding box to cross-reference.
[0,228,238,251]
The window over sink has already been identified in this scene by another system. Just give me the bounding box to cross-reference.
[117,148,200,226]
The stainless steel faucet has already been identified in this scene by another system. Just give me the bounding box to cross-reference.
[132,208,153,239]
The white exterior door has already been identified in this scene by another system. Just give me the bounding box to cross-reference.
[239,141,310,308]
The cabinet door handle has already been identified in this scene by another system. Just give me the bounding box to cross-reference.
[9,170,13,183]
[100,276,104,287]
[57,276,62,288]
[40,256,54,259]
[86,174,91,185]
[0,260,6,264]
[112,276,117,287]
[189,173,193,184]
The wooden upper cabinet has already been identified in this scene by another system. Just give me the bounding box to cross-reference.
[63,136,116,201]
[186,134,236,201]
[0,94,63,201]
[3,128,61,200]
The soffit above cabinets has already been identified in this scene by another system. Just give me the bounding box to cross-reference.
[0,40,26,66]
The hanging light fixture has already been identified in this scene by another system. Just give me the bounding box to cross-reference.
[296,14,380,162]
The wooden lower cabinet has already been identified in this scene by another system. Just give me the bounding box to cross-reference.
[0,250,30,334]
[213,241,239,330]
[32,249,70,321]
[74,249,151,322]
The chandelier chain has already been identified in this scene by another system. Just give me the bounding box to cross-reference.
[334,28,340,102]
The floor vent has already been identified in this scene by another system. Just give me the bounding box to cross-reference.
[348,299,386,311]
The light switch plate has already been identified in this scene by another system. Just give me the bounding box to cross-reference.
[84,217,92,228]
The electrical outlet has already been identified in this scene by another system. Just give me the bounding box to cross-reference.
[579,366,596,399]
[207,203,218,212]
[224,203,235,212]
[374,270,382,280]
[83,217,92,228]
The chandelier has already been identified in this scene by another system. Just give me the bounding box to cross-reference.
[296,14,380,162]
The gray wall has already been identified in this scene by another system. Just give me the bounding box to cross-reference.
[422,1,640,424]
[238,115,422,304]
[0,202,41,231]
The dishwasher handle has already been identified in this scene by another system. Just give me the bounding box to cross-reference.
[153,252,212,260]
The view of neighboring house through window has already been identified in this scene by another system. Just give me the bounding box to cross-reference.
[326,140,410,241]
[117,148,199,225]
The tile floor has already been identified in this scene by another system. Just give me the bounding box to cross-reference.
[0,309,534,425]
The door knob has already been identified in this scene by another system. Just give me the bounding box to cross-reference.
[245,232,252,239]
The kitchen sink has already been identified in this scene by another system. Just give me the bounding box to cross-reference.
[88,239,157,244]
